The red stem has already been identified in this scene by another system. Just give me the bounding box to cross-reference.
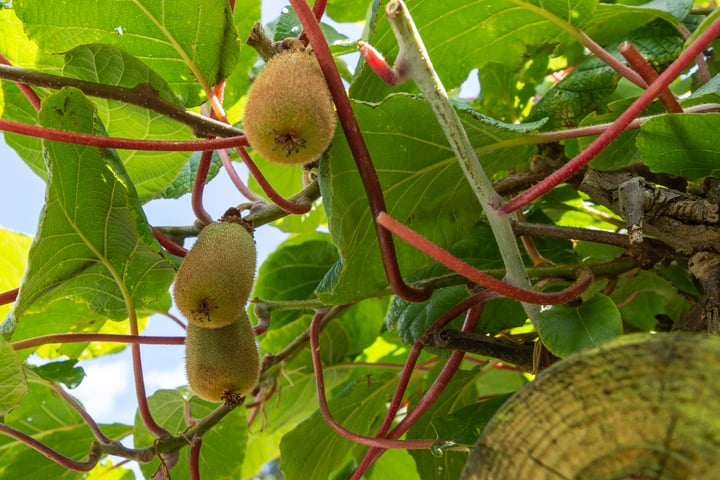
[289,0,430,302]
[0,288,19,305]
[0,118,247,150]
[499,17,720,215]
[217,148,264,202]
[0,53,41,110]
[353,300,486,478]
[377,212,593,304]
[237,146,312,214]
[151,227,188,257]
[50,383,113,445]
[192,150,214,225]
[189,438,202,480]
[309,310,452,450]
[0,424,100,471]
[619,41,683,113]
[11,333,185,351]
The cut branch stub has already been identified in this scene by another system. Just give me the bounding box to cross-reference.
[462,333,720,480]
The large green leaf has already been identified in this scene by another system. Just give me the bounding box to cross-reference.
[351,0,596,102]
[637,113,720,180]
[14,0,240,106]
[62,44,195,202]
[3,88,174,343]
[0,228,32,321]
[537,293,623,357]
[252,233,339,328]
[133,389,247,480]
[317,94,540,304]
[584,0,692,44]
[0,342,27,416]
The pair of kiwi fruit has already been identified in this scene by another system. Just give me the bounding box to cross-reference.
[243,47,336,165]
[174,213,260,403]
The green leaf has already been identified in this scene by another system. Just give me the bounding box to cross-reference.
[367,448,420,480]
[537,293,623,357]
[317,94,539,304]
[531,20,683,130]
[134,389,247,480]
[31,360,85,390]
[585,0,692,44]
[252,233,339,328]
[15,0,240,106]
[0,228,32,322]
[0,8,64,180]
[279,374,402,480]
[0,342,27,416]
[637,113,720,181]
[325,0,370,23]
[273,6,355,55]
[351,0,596,102]
[610,270,689,331]
[62,44,195,202]
[4,88,174,344]
[159,150,224,200]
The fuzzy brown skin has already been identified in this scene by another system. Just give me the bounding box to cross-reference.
[185,311,260,402]
[173,221,256,328]
[243,49,336,165]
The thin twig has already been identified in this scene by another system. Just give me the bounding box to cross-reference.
[0,424,100,472]
[0,64,242,138]
[377,212,593,304]
[11,333,185,351]
[0,118,247,150]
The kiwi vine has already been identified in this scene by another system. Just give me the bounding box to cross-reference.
[1,1,720,479]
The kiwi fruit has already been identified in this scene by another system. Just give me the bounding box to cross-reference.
[185,310,260,402]
[173,218,256,328]
[243,49,337,165]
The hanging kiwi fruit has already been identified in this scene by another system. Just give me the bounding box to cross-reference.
[185,310,261,403]
[243,48,337,165]
[173,216,256,329]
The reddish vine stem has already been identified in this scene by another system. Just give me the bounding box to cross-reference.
[289,0,431,302]
[619,41,683,113]
[236,146,312,214]
[151,226,188,257]
[0,287,19,305]
[189,438,202,480]
[377,212,593,304]
[499,17,720,215]
[0,424,100,472]
[217,148,265,202]
[369,290,498,449]
[49,383,113,445]
[298,0,328,44]
[0,118,247,150]
[353,298,488,478]
[309,310,454,450]
[192,150,214,225]
[0,53,41,110]
[11,333,185,351]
